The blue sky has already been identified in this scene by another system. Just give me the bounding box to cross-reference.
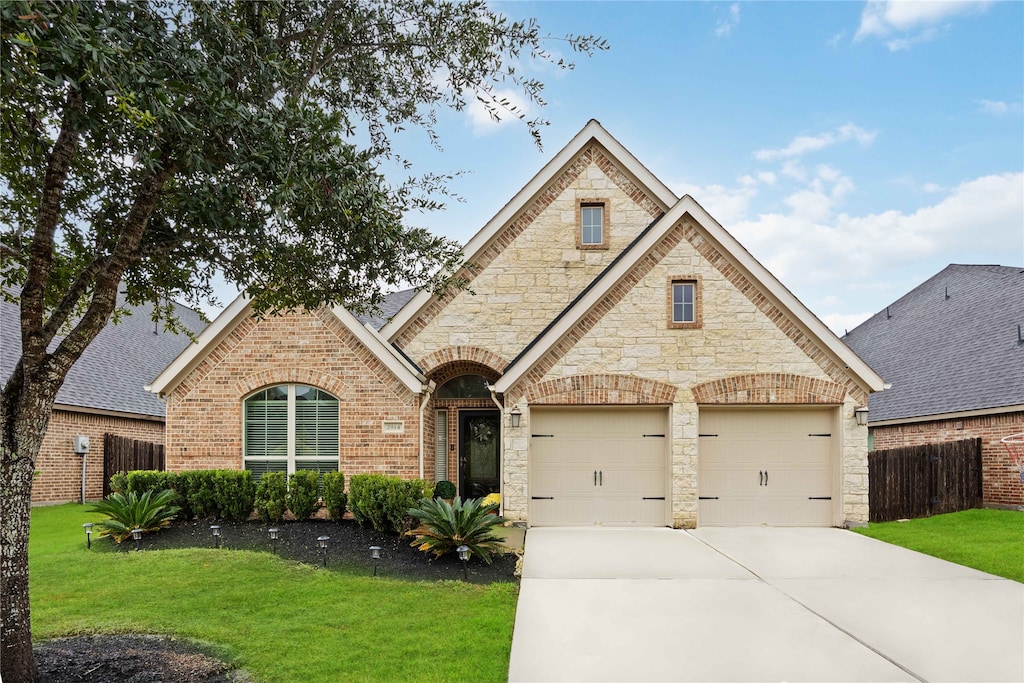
[215,1,1024,334]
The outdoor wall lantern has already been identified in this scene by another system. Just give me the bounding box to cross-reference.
[268,527,280,554]
[369,545,382,577]
[854,406,870,427]
[131,528,143,552]
[456,544,470,581]
[82,522,94,550]
[210,525,222,548]
[318,536,330,567]
[509,407,522,428]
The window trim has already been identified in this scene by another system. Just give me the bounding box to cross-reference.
[242,384,340,476]
[576,199,609,250]
[667,276,702,329]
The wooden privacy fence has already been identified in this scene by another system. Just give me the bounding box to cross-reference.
[868,438,982,522]
[103,434,166,496]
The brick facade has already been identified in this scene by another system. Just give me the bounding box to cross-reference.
[32,408,164,504]
[165,308,420,478]
[872,411,1024,508]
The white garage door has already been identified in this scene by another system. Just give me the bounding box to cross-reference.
[529,407,669,527]
[698,408,837,526]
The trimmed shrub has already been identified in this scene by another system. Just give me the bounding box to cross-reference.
[408,496,505,563]
[433,480,457,500]
[90,490,181,543]
[349,474,433,534]
[108,472,128,495]
[216,470,255,522]
[255,472,287,523]
[322,471,347,521]
[288,470,321,520]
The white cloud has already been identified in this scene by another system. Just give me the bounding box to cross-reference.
[715,3,741,38]
[921,182,943,193]
[822,311,874,336]
[465,88,532,136]
[978,99,1024,116]
[855,0,992,50]
[754,123,877,161]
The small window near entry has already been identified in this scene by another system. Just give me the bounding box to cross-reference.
[668,277,702,329]
[577,200,608,249]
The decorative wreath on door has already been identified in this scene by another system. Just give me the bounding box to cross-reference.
[471,421,495,445]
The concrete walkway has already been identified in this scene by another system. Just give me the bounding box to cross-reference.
[508,527,1024,682]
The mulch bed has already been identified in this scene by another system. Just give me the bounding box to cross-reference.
[33,517,520,682]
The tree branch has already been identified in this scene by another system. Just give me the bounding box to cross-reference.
[19,88,83,368]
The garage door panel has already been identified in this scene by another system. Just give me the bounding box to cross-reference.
[529,407,669,527]
[699,408,837,527]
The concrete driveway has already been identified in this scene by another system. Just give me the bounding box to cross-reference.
[508,527,1024,682]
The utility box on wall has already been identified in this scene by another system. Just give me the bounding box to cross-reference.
[73,435,90,454]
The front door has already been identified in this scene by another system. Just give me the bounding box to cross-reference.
[459,410,501,499]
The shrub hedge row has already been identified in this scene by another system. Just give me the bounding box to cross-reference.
[348,474,433,534]
[113,469,349,522]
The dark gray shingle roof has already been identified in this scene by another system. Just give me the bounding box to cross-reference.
[1,292,208,418]
[353,288,418,330]
[843,264,1024,422]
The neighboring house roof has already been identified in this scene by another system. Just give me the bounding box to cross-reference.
[354,288,418,330]
[842,264,1024,423]
[494,191,885,394]
[146,295,427,397]
[0,290,207,418]
[379,119,679,342]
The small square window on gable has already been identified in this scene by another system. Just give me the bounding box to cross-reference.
[577,199,609,250]
[667,276,702,329]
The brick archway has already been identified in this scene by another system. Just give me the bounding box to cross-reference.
[236,368,351,399]
[522,374,678,405]
[691,373,847,405]
[418,346,508,377]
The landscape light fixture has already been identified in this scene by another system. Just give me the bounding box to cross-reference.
[82,522,94,549]
[318,536,330,567]
[509,407,522,428]
[456,544,470,582]
[210,525,222,548]
[131,528,143,552]
[854,406,870,427]
[268,527,280,554]
[369,545,382,577]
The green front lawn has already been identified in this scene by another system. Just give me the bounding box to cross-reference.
[29,504,518,682]
[853,508,1024,582]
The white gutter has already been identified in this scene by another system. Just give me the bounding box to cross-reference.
[488,386,505,517]
[417,381,435,479]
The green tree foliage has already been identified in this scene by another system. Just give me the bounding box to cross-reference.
[407,496,505,563]
[0,2,603,678]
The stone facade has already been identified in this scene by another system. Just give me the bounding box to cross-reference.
[164,308,420,478]
[32,408,164,504]
[872,411,1024,508]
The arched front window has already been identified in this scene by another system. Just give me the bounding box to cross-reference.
[436,374,491,399]
[244,384,339,478]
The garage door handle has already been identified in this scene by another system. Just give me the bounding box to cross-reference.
[532,496,555,500]
[642,496,665,500]
[808,496,831,500]
[599,470,603,486]
[759,470,764,486]
[765,470,768,486]
[699,496,719,500]
[594,470,597,486]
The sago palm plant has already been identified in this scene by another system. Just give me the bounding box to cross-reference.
[89,489,181,543]
[407,496,505,563]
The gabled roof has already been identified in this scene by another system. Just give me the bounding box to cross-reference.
[843,264,1024,423]
[0,290,207,418]
[146,295,426,397]
[494,195,886,395]
[379,119,678,341]
[354,288,418,330]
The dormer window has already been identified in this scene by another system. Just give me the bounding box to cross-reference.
[577,199,609,250]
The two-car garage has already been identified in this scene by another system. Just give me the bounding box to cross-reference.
[527,405,840,528]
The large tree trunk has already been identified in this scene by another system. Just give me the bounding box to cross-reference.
[0,365,62,683]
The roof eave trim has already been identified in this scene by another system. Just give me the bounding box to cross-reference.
[869,403,1024,427]
[381,119,678,342]
[146,294,253,396]
[329,306,426,395]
